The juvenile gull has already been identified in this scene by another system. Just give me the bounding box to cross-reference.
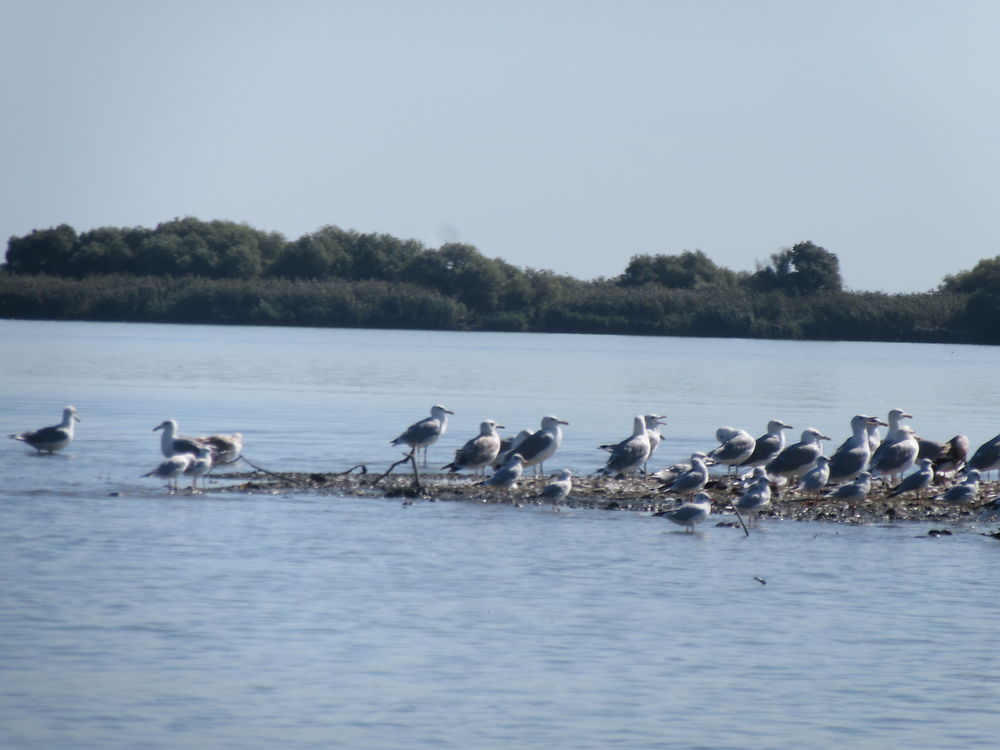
[765,428,831,484]
[707,426,756,474]
[443,419,504,478]
[739,419,794,469]
[186,446,216,491]
[9,406,80,454]
[390,405,453,465]
[143,453,195,491]
[517,416,569,475]
[484,453,524,489]
[918,435,969,480]
[869,425,919,482]
[824,471,872,503]
[663,452,710,497]
[154,419,205,458]
[735,472,771,526]
[798,455,832,495]
[828,415,886,485]
[598,415,651,478]
[656,492,712,532]
[933,470,981,505]
[194,432,243,464]
[538,469,572,511]
[886,458,935,499]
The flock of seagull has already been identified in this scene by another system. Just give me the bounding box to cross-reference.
[9,403,1000,531]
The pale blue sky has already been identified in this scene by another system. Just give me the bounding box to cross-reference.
[2,0,997,292]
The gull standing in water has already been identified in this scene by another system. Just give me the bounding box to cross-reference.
[484,453,525,489]
[538,469,572,511]
[597,415,651,478]
[886,458,935,499]
[516,416,569,475]
[186,445,216,491]
[154,419,205,458]
[933,470,981,504]
[9,406,80,454]
[707,426,756,475]
[766,428,831,485]
[143,453,195,491]
[442,419,505,478]
[657,492,712,532]
[735,470,771,526]
[827,415,886,485]
[390,405,453,465]
[739,419,794,470]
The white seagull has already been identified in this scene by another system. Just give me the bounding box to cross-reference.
[707,426,756,475]
[824,471,872,503]
[799,455,832,495]
[739,419,794,469]
[390,405,453,465]
[186,445,216,491]
[766,428,831,484]
[869,425,919,482]
[154,419,206,458]
[657,492,712,532]
[538,469,573,511]
[516,415,569,475]
[969,434,1000,480]
[735,473,771,526]
[663,452,710,496]
[886,458,935,499]
[598,415,651,478]
[484,453,525,489]
[143,453,195,491]
[933,470,981,505]
[9,406,80,454]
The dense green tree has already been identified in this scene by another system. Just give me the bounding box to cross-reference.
[5,224,78,274]
[940,256,1000,294]
[619,250,737,289]
[752,241,842,294]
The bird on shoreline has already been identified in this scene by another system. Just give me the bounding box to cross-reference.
[886,458,934,499]
[186,445,216,491]
[933,470,981,505]
[597,415,650,478]
[10,406,80,454]
[824,471,872,503]
[739,419,794,470]
[735,471,771,526]
[869,425,919,482]
[662,452,710,497]
[484,453,525,489]
[828,415,886,485]
[707,426,756,475]
[443,419,504,478]
[539,469,572,511]
[766,428,831,485]
[143,452,195,491]
[154,419,205,458]
[516,415,569,475]
[390,405,453,465]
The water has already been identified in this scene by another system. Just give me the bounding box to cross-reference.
[2,320,1000,748]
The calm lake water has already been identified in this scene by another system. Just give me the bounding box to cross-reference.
[2,319,1000,749]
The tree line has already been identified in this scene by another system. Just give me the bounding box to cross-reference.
[1,217,997,343]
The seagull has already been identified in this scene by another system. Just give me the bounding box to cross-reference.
[483,453,524,489]
[154,419,206,458]
[598,415,651,477]
[656,492,712,532]
[824,471,872,503]
[493,429,532,469]
[707,426,756,475]
[143,453,195,491]
[9,406,80,454]
[643,414,667,472]
[651,462,692,485]
[798,455,832,495]
[869,408,913,469]
[869,425,919,482]
[194,432,243,464]
[442,419,505,478]
[739,419,794,469]
[390,405,453,465]
[968,433,1000,480]
[735,473,771,526]
[933,470,981,505]
[766,428,831,484]
[516,415,569,475]
[886,458,935,499]
[538,469,572,511]
[828,415,886,484]
[918,435,969,481]
[186,445,216,491]
[663,452,710,496]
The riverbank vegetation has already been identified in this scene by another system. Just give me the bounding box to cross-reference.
[1,218,995,343]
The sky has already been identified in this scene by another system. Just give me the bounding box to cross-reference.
[2,0,998,293]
